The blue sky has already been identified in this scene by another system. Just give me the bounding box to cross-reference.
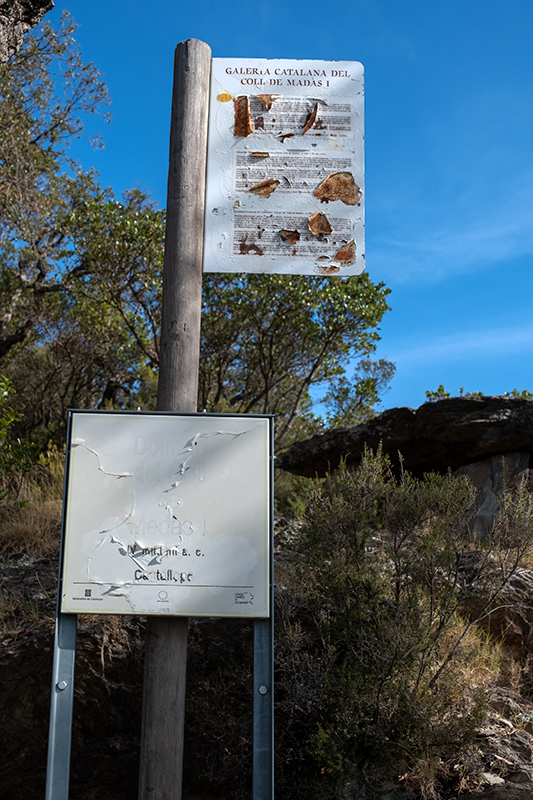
[45,0,533,411]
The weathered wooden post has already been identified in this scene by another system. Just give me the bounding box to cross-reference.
[138,38,211,800]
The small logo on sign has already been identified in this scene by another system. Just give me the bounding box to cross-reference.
[234,592,254,605]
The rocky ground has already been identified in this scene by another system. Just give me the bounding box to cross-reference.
[0,546,264,800]
[0,552,145,800]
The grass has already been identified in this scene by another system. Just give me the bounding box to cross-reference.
[0,447,64,557]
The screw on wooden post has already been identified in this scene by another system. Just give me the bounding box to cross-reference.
[138,38,211,800]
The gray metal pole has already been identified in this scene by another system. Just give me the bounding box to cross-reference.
[253,416,275,800]
[138,38,211,800]
[46,409,77,800]
[45,612,77,800]
[253,618,274,800]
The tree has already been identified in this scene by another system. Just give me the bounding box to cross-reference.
[1,285,144,446]
[1,15,394,448]
[34,177,393,445]
[67,190,394,445]
[0,13,146,444]
[68,189,165,374]
[0,11,109,360]
[199,273,393,445]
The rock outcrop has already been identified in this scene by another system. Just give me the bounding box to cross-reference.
[278,397,533,478]
[278,397,533,536]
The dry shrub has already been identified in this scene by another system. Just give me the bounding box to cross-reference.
[274,448,533,800]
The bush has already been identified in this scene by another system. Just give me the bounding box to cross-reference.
[0,376,64,555]
[0,376,39,504]
[275,448,533,799]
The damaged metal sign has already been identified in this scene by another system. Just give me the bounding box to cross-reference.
[60,411,272,618]
[204,58,364,276]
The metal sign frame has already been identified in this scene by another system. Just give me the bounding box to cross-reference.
[59,410,272,618]
[46,410,274,800]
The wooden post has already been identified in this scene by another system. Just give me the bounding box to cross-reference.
[138,38,211,800]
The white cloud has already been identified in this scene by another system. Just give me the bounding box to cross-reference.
[389,324,533,367]
[370,81,533,286]
[372,166,533,285]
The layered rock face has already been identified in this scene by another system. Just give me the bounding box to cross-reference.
[278,397,533,536]
[278,397,533,478]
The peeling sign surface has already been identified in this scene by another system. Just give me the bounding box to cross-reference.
[314,171,362,206]
[302,102,319,135]
[308,211,333,236]
[204,58,364,276]
[332,239,356,266]
[60,412,271,618]
[249,178,280,198]
[279,229,300,244]
[233,95,252,137]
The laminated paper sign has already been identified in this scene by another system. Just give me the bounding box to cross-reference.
[204,57,364,276]
[60,411,272,618]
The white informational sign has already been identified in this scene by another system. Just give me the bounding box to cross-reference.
[60,412,272,618]
[204,57,364,276]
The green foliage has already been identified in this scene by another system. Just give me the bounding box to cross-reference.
[274,469,315,518]
[322,356,395,430]
[275,449,533,798]
[506,388,533,399]
[0,433,63,554]
[200,273,393,445]
[69,188,165,371]
[426,386,533,401]
[0,12,110,359]
[0,13,134,444]
[0,375,17,441]
[0,376,38,501]
[425,384,450,401]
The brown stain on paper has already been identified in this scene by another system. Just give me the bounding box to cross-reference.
[308,212,332,236]
[314,172,362,206]
[332,239,356,266]
[249,179,280,198]
[303,102,318,134]
[256,94,276,111]
[240,239,264,256]
[234,96,252,137]
[279,229,300,245]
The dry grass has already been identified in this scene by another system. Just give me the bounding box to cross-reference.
[0,589,55,635]
[436,615,501,694]
[398,618,502,799]
[0,450,64,557]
